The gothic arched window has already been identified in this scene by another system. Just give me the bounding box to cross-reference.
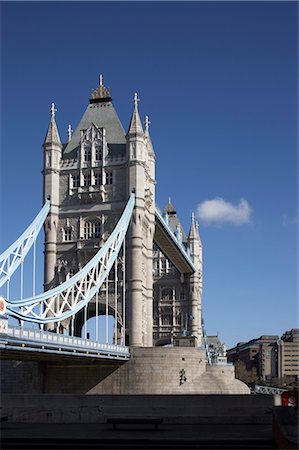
[84,146,91,162]
[63,227,72,242]
[84,220,101,240]
[95,145,102,161]
[83,172,91,187]
[94,171,102,186]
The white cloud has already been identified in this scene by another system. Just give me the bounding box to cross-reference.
[282,214,299,227]
[197,197,252,226]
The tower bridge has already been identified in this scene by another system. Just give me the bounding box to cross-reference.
[0,76,249,395]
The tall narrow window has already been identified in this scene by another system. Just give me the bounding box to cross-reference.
[94,172,102,186]
[95,145,102,161]
[105,170,113,185]
[63,228,72,242]
[83,173,91,187]
[72,174,80,188]
[84,147,91,162]
[161,258,167,274]
[94,221,101,238]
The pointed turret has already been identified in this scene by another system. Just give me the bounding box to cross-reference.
[128,93,143,136]
[44,103,61,145]
[187,212,203,346]
[164,197,176,215]
[144,115,155,157]
[188,212,202,246]
[67,124,73,142]
[196,220,202,247]
[188,212,197,240]
[43,103,62,296]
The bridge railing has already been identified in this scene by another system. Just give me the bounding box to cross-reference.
[5,325,129,355]
[254,385,286,395]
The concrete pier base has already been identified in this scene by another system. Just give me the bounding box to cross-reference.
[87,347,250,394]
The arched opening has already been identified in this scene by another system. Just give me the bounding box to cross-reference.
[81,315,115,344]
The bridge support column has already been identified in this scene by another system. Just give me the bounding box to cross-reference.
[128,214,144,347]
[126,94,156,347]
[187,215,203,346]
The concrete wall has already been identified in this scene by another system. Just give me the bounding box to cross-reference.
[0,360,45,394]
[1,393,274,424]
[1,348,250,395]
[0,359,122,395]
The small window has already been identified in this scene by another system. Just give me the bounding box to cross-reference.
[63,228,72,242]
[161,258,167,273]
[161,288,174,301]
[180,292,185,301]
[72,174,80,188]
[106,170,113,185]
[94,172,102,186]
[95,146,102,161]
[84,221,101,240]
[83,173,91,187]
[175,315,181,325]
[84,147,91,162]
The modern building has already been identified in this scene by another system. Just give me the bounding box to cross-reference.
[277,328,299,386]
[227,335,279,384]
[228,329,299,386]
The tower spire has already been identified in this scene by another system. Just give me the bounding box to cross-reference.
[50,102,57,119]
[67,124,73,142]
[144,115,150,134]
[128,92,143,135]
[188,211,197,239]
[44,102,61,145]
[144,114,155,158]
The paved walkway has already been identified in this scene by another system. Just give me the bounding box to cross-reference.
[1,422,275,449]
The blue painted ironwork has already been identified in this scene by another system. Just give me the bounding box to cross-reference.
[0,201,50,288]
[6,194,135,324]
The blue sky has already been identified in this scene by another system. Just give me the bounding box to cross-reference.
[1,1,298,348]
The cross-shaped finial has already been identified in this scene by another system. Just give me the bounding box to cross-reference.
[145,115,151,132]
[67,124,73,142]
[99,74,103,86]
[133,92,140,108]
[50,102,57,119]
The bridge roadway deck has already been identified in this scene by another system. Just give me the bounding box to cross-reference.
[0,326,130,362]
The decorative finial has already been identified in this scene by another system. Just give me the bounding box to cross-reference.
[168,196,171,204]
[67,124,73,142]
[133,92,140,108]
[50,103,57,119]
[191,212,195,225]
[196,220,199,232]
[145,115,151,132]
[90,75,111,101]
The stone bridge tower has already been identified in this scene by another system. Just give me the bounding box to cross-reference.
[43,77,155,345]
[43,76,201,347]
